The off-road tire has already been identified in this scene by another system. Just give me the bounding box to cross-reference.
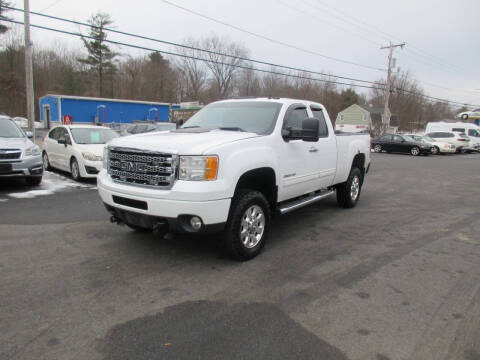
[336,167,362,209]
[224,189,271,261]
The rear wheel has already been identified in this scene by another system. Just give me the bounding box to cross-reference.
[336,167,362,209]
[374,144,382,152]
[461,114,468,120]
[431,146,439,155]
[410,146,420,156]
[224,189,270,261]
[70,158,82,181]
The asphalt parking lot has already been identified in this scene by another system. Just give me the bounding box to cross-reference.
[1,152,480,360]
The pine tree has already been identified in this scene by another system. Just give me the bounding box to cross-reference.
[78,13,118,97]
[0,0,12,34]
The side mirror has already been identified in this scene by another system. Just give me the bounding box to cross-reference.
[282,127,303,141]
[301,118,319,142]
[58,138,67,147]
[25,131,34,139]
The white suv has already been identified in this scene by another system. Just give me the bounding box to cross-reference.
[425,131,472,153]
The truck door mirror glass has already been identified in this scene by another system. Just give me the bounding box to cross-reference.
[301,118,319,142]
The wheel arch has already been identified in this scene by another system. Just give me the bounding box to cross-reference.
[233,167,277,209]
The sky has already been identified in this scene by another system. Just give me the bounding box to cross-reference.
[5,0,480,107]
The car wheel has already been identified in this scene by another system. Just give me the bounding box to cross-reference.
[25,176,42,186]
[42,152,51,171]
[410,146,420,156]
[336,167,362,209]
[70,158,82,181]
[224,189,270,261]
[374,144,382,152]
[461,114,468,120]
[431,146,439,155]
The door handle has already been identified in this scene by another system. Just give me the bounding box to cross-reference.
[309,147,318,153]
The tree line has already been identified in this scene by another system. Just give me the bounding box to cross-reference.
[0,9,460,130]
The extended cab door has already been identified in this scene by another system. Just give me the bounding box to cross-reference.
[309,105,337,189]
[278,103,323,201]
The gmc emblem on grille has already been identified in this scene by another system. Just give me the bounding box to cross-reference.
[120,161,136,172]
[120,161,148,172]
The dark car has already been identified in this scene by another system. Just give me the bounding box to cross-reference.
[121,122,177,136]
[372,134,433,156]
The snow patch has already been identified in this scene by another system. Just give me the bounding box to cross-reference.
[7,171,95,199]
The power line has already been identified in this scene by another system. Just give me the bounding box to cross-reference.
[3,18,478,108]
[39,0,63,13]
[5,5,380,86]
[3,18,385,92]
[156,0,385,72]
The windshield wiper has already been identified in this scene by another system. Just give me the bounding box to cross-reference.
[218,127,245,132]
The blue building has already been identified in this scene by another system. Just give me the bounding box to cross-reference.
[39,94,179,129]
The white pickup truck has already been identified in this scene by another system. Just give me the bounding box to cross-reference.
[98,98,371,260]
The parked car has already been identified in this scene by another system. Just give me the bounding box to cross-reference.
[13,116,29,129]
[372,134,432,156]
[425,131,473,153]
[121,122,177,136]
[41,125,119,181]
[456,109,480,121]
[404,134,456,154]
[98,98,371,260]
[0,115,43,185]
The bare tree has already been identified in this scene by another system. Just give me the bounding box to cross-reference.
[201,35,248,99]
[176,38,208,102]
[0,0,12,35]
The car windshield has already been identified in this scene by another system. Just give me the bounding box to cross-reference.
[70,127,119,144]
[423,136,435,142]
[0,118,25,138]
[182,101,283,135]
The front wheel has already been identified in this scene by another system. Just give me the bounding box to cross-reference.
[224,190,271,261]
[374,144,382,152]
[431,146,439,155]
[410,146,420,156]
[42,152,51,171]
[25,176,42,186]
[70,158,82,181]
[336,167,362,209]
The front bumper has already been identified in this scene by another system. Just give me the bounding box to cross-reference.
[98,172,231,232]
[0,155,43,178]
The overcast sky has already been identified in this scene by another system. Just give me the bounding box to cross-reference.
[6,0,480,107]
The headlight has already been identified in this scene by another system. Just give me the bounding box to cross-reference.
[24,145,40,156]
[103,147,108,169]
[179,156,218,181]
[82,152,103,161]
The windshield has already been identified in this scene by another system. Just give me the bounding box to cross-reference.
[182,101,283,135]
[0,118,25,138]
[70,127,119,144]
[423,136,435,142]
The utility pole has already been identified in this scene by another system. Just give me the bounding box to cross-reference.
[24,0,35,137]
[380,42,405,133]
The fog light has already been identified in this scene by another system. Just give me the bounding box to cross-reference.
[190,216,202,231]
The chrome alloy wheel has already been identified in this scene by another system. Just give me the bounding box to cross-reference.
[71,161,80,179]
[411,147,420,156]
[350,175,360,201]
[240,205,265,249]
[374,144,382,152]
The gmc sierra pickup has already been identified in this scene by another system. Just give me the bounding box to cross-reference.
[98,98,371,260]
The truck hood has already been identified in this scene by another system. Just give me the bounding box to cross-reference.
[0,137,34,149]
[107,129,262,154]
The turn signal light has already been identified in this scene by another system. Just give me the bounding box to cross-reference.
[205,156,218,181]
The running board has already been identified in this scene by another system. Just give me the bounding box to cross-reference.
[278,190,335,215]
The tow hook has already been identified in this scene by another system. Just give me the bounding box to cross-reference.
[110,215,123,225]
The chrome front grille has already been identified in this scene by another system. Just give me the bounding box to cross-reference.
[107,148,177,188]
[0,149,21,161]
